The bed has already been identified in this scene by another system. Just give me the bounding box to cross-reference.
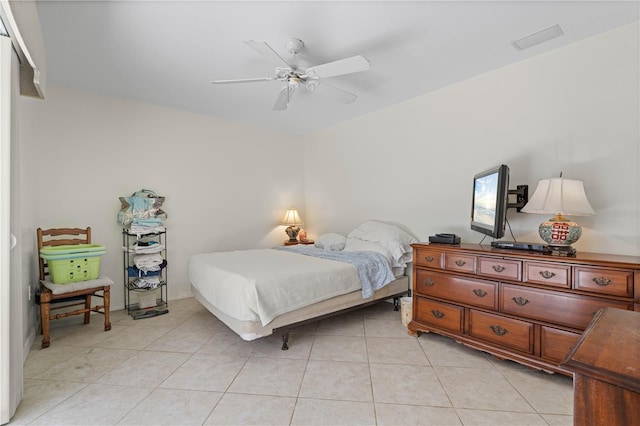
[188,221,416,349]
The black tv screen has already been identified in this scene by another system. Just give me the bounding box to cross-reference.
[471,164,509,239]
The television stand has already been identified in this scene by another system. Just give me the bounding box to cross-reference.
[409,243,640,375]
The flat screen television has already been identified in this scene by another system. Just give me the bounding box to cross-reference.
[471,164,510,240]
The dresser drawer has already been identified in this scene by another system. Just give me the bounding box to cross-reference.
[415,270,497,310]
[540,326,581,363]
[414,248,443,269]
[501,284,634,330]
[468,310,534,353]
[444,253,476,274]
[478,257,521,281]
[414,297,463,333]
[573,266,634,297]
[524,262,571,289]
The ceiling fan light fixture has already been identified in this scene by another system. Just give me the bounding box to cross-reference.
[288,77,300,89]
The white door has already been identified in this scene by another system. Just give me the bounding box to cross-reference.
[0,34,21,425]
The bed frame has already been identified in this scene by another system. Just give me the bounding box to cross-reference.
[191,275,410,350]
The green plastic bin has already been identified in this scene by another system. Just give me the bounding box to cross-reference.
[40,244,106,284]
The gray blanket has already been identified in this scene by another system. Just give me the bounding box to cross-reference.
[276,246,396,298]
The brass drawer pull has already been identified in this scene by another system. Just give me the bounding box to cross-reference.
[431,310,445,319]
[423,278,435,287]
[512,297,530,306]
[455,260,466,267]
[489,325,508,336]
[539,270,556,279]
[492,265,505,273]
[473,289,488,297]
[593,277,612,286]
[424,256,434,262]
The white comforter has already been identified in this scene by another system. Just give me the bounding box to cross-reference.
[188,248,362,326]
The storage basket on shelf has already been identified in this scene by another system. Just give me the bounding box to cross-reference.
[39,244,106,284]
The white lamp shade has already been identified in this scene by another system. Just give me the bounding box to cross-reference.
[521,178,596,216]
[280,209,303,226]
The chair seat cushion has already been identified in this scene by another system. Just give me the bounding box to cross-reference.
[42,275,113,295]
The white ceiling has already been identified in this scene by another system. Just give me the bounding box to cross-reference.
[36,1,639,135]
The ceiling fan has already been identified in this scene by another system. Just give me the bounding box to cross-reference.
[211,38,371,111]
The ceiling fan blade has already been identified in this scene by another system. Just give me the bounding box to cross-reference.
[210,77,275,84]
[312,82,358,104]
[273,86,295,111]
[245,40,290,68]
[306,55,370,79]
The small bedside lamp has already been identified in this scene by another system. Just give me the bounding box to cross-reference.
[280,208,304,242]
[521,174,596,255]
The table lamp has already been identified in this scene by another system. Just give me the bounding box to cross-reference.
[280,208,303,242]
[521,174,596,255]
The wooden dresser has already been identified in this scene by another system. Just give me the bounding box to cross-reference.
[561,308,640,425]
[408,243,640,375]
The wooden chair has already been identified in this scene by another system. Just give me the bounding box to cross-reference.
[37,227,112,348]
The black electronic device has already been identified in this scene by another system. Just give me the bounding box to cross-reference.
[470,165,510,239]
[490,240,550,253]
[429,233,461,244]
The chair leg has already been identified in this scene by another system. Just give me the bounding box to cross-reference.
[40,292,51,349]
[104,287,111,331]
[84,295,92,324]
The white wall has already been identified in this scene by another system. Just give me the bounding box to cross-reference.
[22,87,304,309]
[304,22,640,257]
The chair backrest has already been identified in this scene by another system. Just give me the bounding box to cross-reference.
[37,227,91,281]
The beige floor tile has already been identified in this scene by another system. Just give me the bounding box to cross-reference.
[30,347,138,382]
[500,367,573,415]
[310,334,368,362]
[418,333,494,368]
[455,408,548,425]
[118,388,223,425]
[9,379,89,425]
[95,325,171,350]
[146,326,215,353]
[364,318,413,339]
[204,393,296,425]
[24,345,93,379]
[370,363,451,407]
[367,337,429,365]
[116,308,194,328]
[29,383,153,425]
[250,332,314,359]
[228,357,307,397]
[159,353,247,392]
[198,330,260,357]
[97,350,190,387]
[374,402,462,425]
[166,297,209,312]
[361,301,401,320]
[291,398,376,425]
[540,413,574,425]
[178,311,228,332]
[316,312,365,336]
[299,360,372,402]
[16,298,578,426]
[435,366,535,412]
[44,324,115,348]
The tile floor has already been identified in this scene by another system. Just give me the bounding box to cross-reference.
[12,298,573,425]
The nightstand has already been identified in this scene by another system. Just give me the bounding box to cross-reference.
[284,240,315,246]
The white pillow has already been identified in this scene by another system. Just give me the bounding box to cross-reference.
[347,221,417,267]
[314,233,347,251]
[343,238,394,266]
